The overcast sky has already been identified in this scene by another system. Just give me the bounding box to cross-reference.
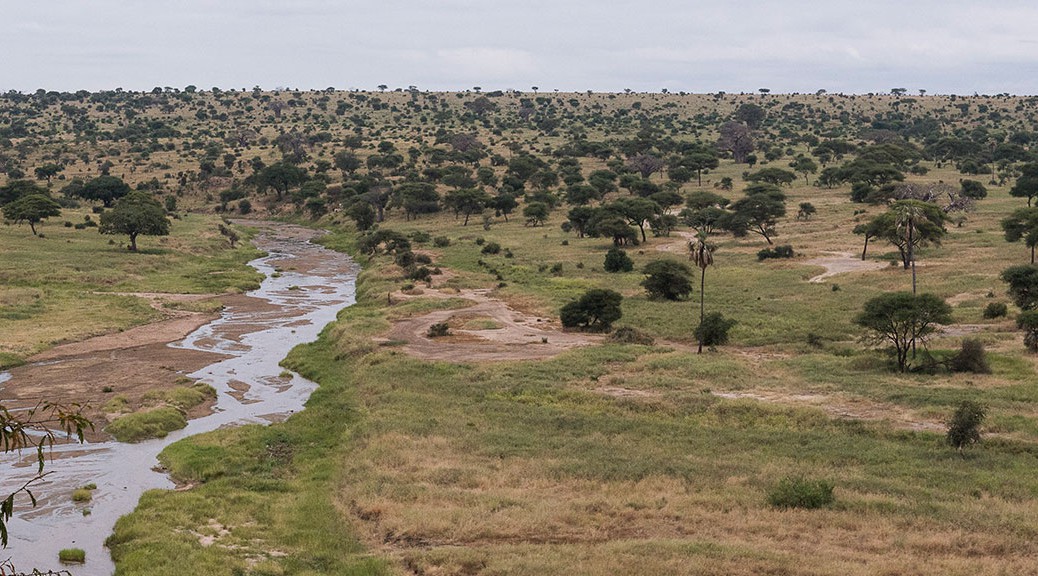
[4,0,1038,95]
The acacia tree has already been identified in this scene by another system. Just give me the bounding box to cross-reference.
[855,292,952,372]
[855,202,945,270]
[2,193,60,235]
[688,232,716,353]
[1001,207,1038,263]
[99,191,171,251]
[722,185,786,244]
[79,175,130,207]
[1000,265,1038,310]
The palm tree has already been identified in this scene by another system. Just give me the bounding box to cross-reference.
[688,232,716,354]
[891,199,940,295]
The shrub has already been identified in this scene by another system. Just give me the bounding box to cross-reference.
[695,312,737,347]
[394,250,415,268]
[603,247,634,273]
[1017,310,1038,352]
[767,476,835,509]
[947,400,985,451]
[106,407,187,442]
[71,488,93,502]
[433,235,451,247]
[606,326,655,345]
[59,548,86,563]
[427,322,450,338]
[415,253,433,265]
[481,241,501,255]
[410,230,432,244]
[641,260,693,300]
[948,338,991,374]
[560,289,623,332]
[983,302,1008,319]
[408,266,432,282]
[757,244,795,261]
[238,198,252,214]
[550,263,563,275]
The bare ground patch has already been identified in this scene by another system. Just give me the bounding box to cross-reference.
[381,287,601,362]
[711,390,944,431]
[805,251,889,283]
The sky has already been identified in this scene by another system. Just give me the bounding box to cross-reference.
[4,0,1038,95]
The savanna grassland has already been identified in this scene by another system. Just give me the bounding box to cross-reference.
[4,88,1038,575]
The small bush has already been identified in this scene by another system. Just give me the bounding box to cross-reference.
[695,312,737,347]
[948,338,991,374]
[71,488,93,502]
[606,327,655,345]
[481,241,501,255]
[427,322,450,338]
[757,244,795,261]
[550,263,564,275]
[982,302,1007,319]
[238,199,252,214]
[407,266,432,282]
[947,400,985,451]
[433,236,451,247]
[415,253,432,265]
[641,260,693,300]
[59,548,86,563]
[410,230,432,244]
[767,476,835,509]
[603,247,634,273]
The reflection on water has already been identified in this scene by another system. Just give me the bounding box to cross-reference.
[0,226,357,575]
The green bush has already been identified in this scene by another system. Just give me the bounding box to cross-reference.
[767,476,835,509]
[947,400,985,451]
[695,312,737,347]
[433,235,451,247]
[59,548,86,563]
[983,302,1008,319]
[641,260,693,300]
[757,244,795,261]
[481,241,501,255]
[560,289,623,332]
[606,326,655,345]
[948,338,991,374]
[603,247,634,273]
[427,322,450,338]
[106,407,187,442]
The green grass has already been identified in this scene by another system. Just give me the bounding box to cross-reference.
[58,548,85,563]
[106,407,187,443]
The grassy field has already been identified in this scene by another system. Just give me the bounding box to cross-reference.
[109,173,1038,574]
[0,211,262,362]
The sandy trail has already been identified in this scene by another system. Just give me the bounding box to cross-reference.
[805,251,888,283]
[655,230,696,254]
[383,287,601,362]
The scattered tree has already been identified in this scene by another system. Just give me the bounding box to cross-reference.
[641,260,693,300]
[688,232,716,353]
[1000,265,1038,310]
[855,292,952,372]
[946,400,985,453]
[560,289,623,332]
[99,191,171,251]
[2,193,61,235]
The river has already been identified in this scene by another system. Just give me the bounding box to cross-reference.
[0,222,358,574]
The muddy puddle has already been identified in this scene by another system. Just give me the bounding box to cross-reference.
[0,222,358,574]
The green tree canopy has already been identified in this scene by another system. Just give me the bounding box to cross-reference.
[79,175,131,207]
[641,259,693,301]
[855,292,952,372]
[560,289,623,332]
[2,193,61,235]
[1001,265,1038,310]
[99,191,170,251]
[1001,207,1038,263]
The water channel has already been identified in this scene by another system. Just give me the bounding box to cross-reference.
[0,223,358,574]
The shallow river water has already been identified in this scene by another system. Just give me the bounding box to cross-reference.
[0,223,358,574]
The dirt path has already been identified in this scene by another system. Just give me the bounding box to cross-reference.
[655,230,696,254]
[805,251,888,283]
[382,288,601,362]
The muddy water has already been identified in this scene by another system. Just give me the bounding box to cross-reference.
[0,223,358,574]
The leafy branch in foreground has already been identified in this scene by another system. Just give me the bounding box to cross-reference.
[1,402,92,549]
